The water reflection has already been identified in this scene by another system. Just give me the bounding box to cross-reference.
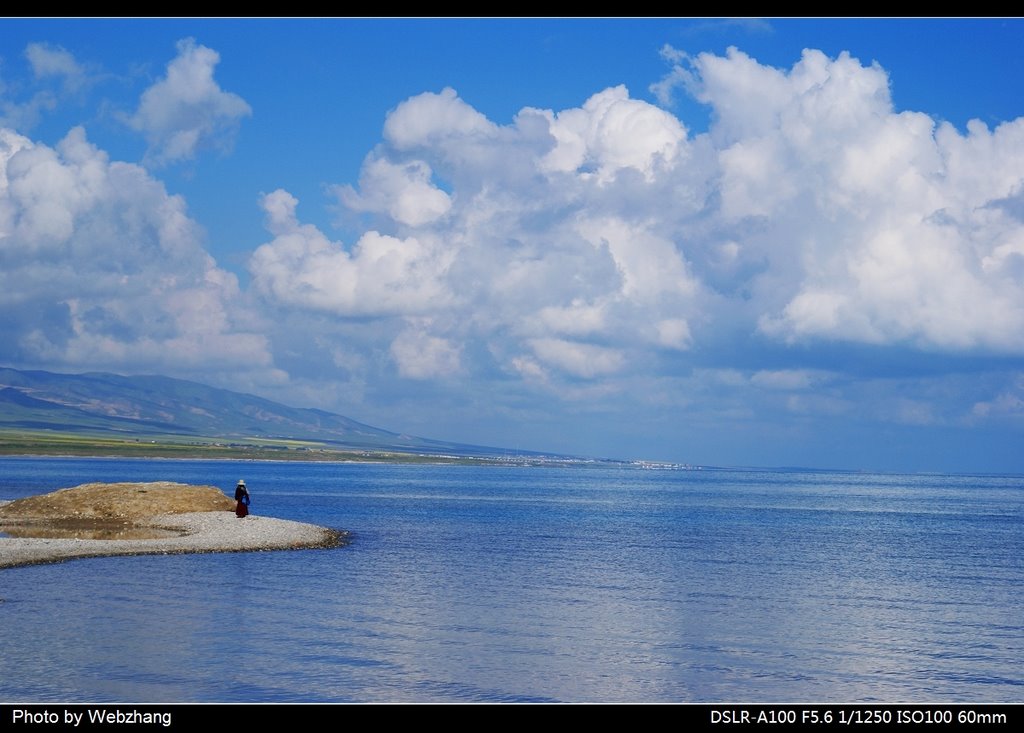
[1,458,1021,702]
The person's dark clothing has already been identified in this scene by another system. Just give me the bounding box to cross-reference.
[235,484,250,518]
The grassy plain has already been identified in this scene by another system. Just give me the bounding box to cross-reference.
[0,429,549,465]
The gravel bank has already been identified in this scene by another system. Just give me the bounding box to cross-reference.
[0,509,346,570]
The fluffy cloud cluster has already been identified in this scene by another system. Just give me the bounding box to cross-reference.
[127,38,251,166]
[0,125,274,378]
[675,47,1024,351]
[251,86,703,385]
[248,47,1024,400]
[251,189,453,317]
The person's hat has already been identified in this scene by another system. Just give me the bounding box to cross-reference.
[237,479,246,486]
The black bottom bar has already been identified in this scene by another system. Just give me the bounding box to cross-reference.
[1,703,1020,729]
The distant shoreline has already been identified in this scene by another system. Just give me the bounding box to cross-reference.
[0,439,493,464]
[0,436,617,467]
[0,450,576,467]
[0,423,615,467]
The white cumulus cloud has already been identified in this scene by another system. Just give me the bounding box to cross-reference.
[25,42,89,93]
[251,85,704,383]
[1,43,93,131]
[250,189,453,316]
[390,329,462,379]
[0,124,275,380]
[652,45,1024,354]
[528,338,626,379]
[539,84,687,181]
[127,38,251,166]
[383,86,496,151]
[253,44,1024,424]
[335,156,451,227]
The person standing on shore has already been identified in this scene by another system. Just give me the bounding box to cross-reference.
[234,480,251,518]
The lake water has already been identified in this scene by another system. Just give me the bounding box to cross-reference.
[0,456,1021,703]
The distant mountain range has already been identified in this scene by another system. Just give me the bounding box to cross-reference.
[0,366,515,458]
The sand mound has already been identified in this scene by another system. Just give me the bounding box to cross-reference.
[0,482,345,570]
[0,482,235,521]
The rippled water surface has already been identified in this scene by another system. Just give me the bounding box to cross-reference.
[1,457,1021,702]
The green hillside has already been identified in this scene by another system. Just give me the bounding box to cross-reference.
[0,367,513,459]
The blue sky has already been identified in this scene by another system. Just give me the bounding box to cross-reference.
[2,18,1024,472]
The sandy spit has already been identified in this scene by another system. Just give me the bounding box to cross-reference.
[0,509,346,570]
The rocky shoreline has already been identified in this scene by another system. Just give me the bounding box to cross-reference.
[0,484,347,570]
